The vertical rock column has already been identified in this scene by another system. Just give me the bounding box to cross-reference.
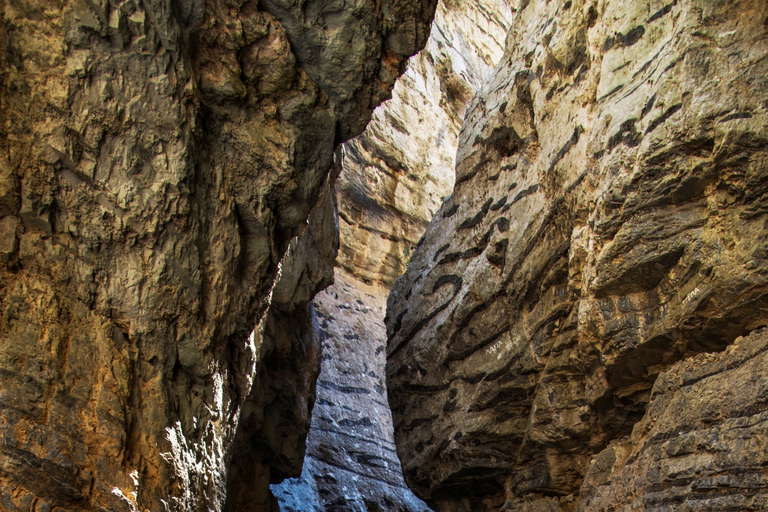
[0,0,436,511]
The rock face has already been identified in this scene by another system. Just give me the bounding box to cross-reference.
[273,0,512,508]
[273,269,431,512]
[386,0,768,510]
[580,328,768,511]
[0,0,435,510]
[337,0,514,287]
[226,176,339,512]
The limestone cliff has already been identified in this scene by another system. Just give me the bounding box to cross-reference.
[386,0,768,510]
[336,0,514,288]
[0,0,436,510]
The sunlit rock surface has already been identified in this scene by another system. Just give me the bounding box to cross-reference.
[386,0,768,510]
[336,0,515,288]
[0,0,435,509]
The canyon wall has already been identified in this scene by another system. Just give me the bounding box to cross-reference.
[386,0,768,510]
[336,0,514,288]
[274,0,513,508]
[0,0,436,510]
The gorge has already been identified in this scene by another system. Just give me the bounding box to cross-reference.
[1,0,768,511]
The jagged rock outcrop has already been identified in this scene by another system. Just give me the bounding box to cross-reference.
[273,0,512,508]
[386,0,768,510]
[0,0,436,510]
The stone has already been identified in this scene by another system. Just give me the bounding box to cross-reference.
[386,0,768,510]
[336,0,514,288]
[0,216,19,263]
[580,328,768,511]
[273,268,432,512]
[0,0,435,510]
[227,175,340,511]
[272,0,513,507]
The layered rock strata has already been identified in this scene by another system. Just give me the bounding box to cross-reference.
[580,328,768,511]
[386,0,768,510]
[0,0,436,510]
[337,0,514,287]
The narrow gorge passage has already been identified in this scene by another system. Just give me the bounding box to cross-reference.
[272,0,514,509]
[386,0,768,510]
[3,0,768,511]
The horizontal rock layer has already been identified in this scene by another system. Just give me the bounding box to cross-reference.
[0,0,435,510]
[581,328,768,511]
[386,0,768,510]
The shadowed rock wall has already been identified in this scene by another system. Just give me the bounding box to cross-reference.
[386,0,768,510]
[0,0,436,510]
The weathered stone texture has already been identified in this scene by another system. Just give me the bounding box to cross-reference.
[0,0,435,510]
[273,269,431,512]
[226,176,339,512]
[579,328,768,511]
[386,0,768,510]
[337,0,514,287]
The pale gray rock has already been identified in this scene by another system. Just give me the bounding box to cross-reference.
[273,269,431,512]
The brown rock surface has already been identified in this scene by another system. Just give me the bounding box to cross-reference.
[579,328,768,511]
[0,0,435,510]
[386,0,768,510]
